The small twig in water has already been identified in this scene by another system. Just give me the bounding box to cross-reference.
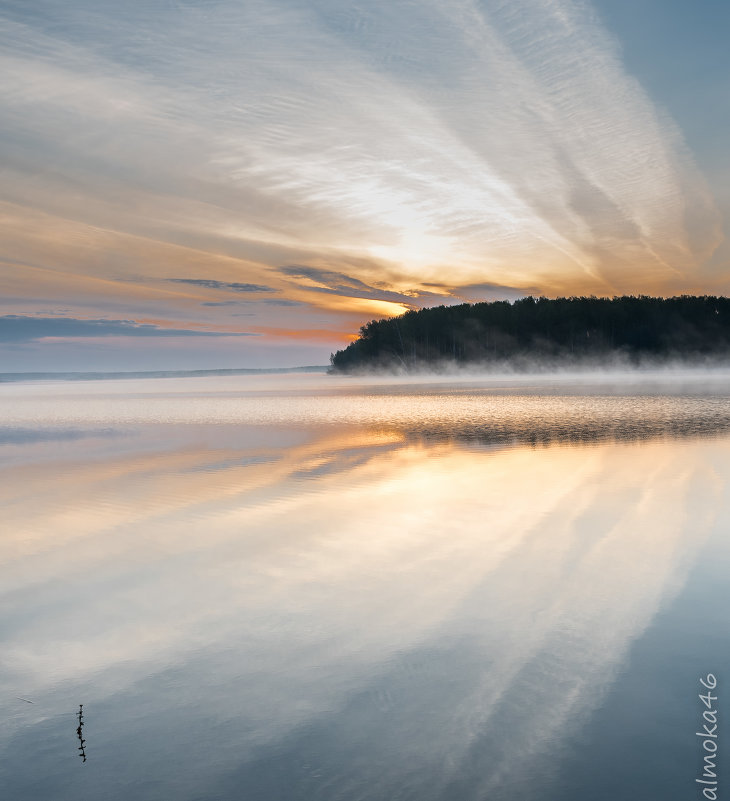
[76,705,86,763]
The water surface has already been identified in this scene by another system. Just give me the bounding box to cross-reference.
[2,371,729,799]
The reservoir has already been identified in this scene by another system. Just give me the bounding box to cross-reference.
[1,370,729,800]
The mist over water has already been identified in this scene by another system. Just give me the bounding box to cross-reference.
[1,371,729,800]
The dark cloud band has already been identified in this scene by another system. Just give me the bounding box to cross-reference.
[0,316,258,343]
[167,279,276,293]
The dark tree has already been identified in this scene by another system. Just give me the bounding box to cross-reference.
[329,295,730,372]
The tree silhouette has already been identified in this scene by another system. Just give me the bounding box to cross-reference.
[330,295,730,371]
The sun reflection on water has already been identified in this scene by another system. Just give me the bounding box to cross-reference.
[1,374,730,800]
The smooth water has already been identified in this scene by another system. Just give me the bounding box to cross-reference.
[2,371,729,800]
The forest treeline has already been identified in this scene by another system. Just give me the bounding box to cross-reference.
[329,295,730,372]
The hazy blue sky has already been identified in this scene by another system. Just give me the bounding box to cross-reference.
[1,0,728,369]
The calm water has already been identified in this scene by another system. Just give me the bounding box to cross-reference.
[2,371,730,800]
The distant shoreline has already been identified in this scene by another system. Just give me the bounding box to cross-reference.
[0,366,329,383]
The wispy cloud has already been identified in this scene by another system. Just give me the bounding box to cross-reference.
[421,280,531,303]
[167,279,276,293]
[200,298,306,307]
[452,282,532,303]
[260,299,307,307]
[0,0,726,367]
[280,265,424,305]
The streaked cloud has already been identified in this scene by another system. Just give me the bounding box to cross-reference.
[0,0,726,367]
[258,299,307,307]
[166,279,276,293]
[425,280,531,303]
[279,264,444,306]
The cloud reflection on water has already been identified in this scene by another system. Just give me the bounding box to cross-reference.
[0,375,728,799]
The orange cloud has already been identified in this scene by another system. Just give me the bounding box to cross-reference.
[252,326,357,343]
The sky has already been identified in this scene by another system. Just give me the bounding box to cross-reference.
[1,0,728,370]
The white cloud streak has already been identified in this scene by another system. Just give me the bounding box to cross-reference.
[0,0,724,330]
